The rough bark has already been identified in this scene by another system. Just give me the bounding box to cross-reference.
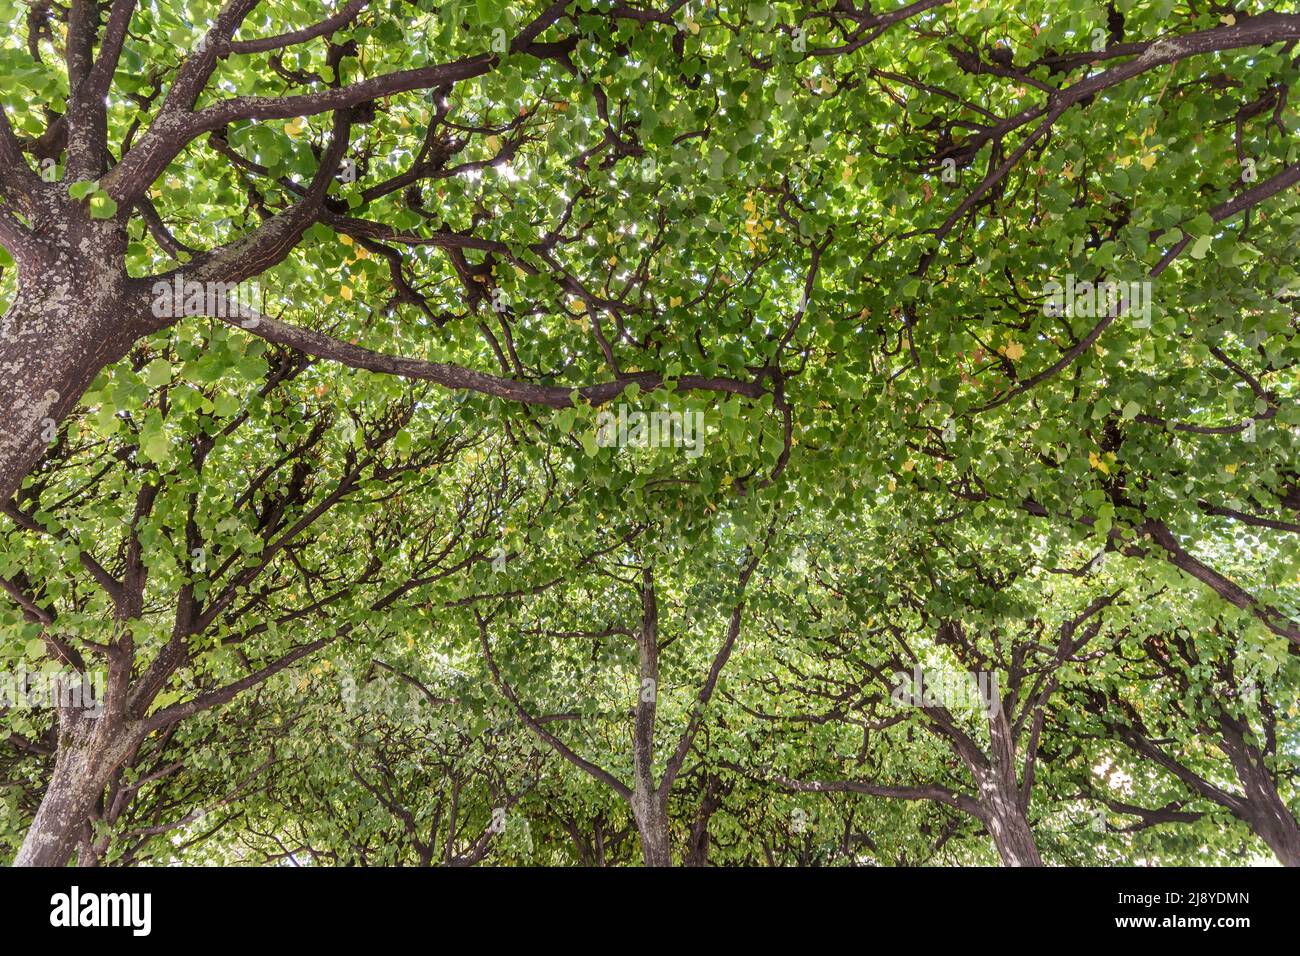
[632,796,673,868]
[1219,718,1300,866]
[1243,796,1300,867]
[14,707,139,867]
[976,781,1043,867]
[971,712,1043,867]
[683,775,723,867]
[1099,689,1300,866]
[631,570,671,867]
[0,215,155,505]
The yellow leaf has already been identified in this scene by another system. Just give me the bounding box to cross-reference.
[1003,341,1026,361]
[902,459,916,473]
[1088,451,1110,475]
[339,234,353,246]
[340,285,353,301]
[1224,463,1238,475]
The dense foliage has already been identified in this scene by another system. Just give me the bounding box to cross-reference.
[0,0,1297,865]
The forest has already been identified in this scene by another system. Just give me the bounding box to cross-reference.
[0,0,1298,869]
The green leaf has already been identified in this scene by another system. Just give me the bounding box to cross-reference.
[143,359,173,388]
[89,194,118,219]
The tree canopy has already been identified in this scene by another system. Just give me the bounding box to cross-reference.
[1,0,1298,867]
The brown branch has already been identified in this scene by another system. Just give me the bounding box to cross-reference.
[478,614,633,801]
[229,0,370,54]
[214,308,766,409]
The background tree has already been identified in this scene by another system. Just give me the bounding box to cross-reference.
[1057,603,1300,865]
[0,335,553,864]
[475,509,777,865]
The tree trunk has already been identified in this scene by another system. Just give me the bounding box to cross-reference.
[683,775,722,867]
[958,710,1043,867]
[0,220,145,503]
[974,717,1042,867]
[682,818,711,867]
[981,796,1044,867]
[631,569,671,867]
[633,797,672,867]
[1245,803,1300,867]
[636,815,673,867]
[969,756,1042,866]
[14,714,137,867]
[1237,776,1300,866]
[1220,724,1300,866]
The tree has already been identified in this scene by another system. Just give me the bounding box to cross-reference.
[1062,607,1300,865]
[476,513,776,865]
[216,663,544,867]
[733,517,1127,866]
[0,341,546,864]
